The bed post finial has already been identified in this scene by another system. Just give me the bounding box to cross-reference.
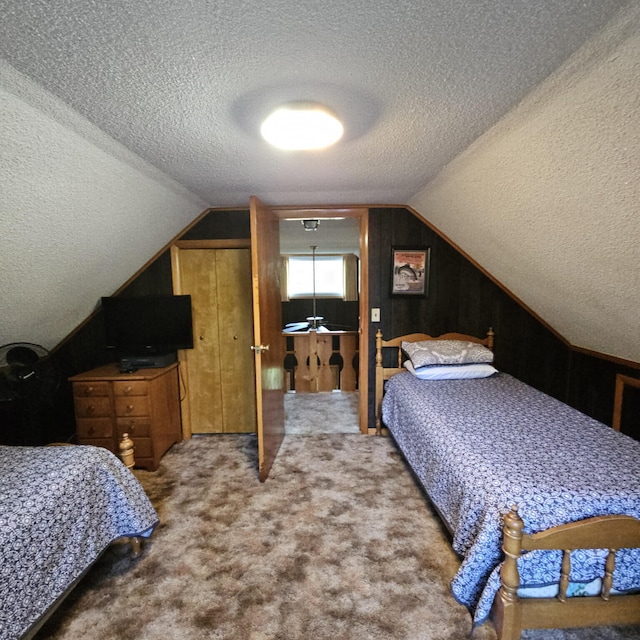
[492,505,524,639]
[487,327,495,351]
[500,506,524,603]
[119,433,135,469]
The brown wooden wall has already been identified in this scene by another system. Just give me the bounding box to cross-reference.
[31,207,639,445]
[38,210,249,444]
[366,207,638,438]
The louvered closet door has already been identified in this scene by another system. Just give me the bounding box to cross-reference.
[180,248,256,434]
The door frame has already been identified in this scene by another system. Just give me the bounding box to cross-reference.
[271,206,370,434]
[171,238,252,438]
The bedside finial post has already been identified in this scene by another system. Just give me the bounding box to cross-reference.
[119,433,135,469]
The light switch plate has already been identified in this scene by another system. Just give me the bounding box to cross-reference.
[371,308,380,322]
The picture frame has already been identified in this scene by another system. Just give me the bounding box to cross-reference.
[391,246,431,296]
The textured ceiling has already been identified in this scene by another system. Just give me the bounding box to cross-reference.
[0,0,628,206]
[1,0,637,361]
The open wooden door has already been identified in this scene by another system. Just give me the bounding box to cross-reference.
[250,196,285,481]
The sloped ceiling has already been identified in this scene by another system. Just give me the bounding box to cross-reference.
[0,1,638,360]
[411,4,640,362]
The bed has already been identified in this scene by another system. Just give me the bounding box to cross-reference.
[375,329,640,640]
[0,442,158,640]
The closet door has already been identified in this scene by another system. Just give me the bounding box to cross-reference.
[215,249,256,432]
[179,248,256,434]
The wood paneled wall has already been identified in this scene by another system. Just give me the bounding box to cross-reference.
[40,206,638,444]
[367,207,638,438]
[44,210,250,443]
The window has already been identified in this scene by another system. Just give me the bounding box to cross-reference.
[286,255,345,299]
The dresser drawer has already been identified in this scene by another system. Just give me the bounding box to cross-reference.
[116,416,151,438]
[114,395,150,417]
[74,396,112,418]
[76,417,113,439]
[73,381,110,397]
[113,381,149,397]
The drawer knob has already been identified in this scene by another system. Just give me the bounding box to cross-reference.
[86,386,94,395]
[126,405,134,413]
[88,426,95,435]
[124,386,133,394]
[86,405,95,414]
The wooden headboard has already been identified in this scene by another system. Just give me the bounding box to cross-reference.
[374,328,494,435]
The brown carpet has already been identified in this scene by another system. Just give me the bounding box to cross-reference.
[35,435,640,640]
[285,391,360,434]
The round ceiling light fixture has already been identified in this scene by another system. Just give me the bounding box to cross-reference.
[261,102,344,150]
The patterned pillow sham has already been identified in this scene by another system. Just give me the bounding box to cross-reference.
[404,360,497,380]
[402,339,494,368]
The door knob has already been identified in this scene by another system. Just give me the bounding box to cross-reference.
[251,344,270,354]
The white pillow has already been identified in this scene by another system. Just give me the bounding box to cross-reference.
[404,360,498,380]
[402,339,494,368]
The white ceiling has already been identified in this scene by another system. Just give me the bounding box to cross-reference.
[1,0,638,361]
[0,0,627,205]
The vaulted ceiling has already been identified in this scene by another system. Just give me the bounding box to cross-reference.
[1,1,638,361]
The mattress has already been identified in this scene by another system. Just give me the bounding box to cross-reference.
[382,371,640,624]
[0,445,158,640]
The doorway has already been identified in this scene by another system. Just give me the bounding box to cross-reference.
[275,208,369,435]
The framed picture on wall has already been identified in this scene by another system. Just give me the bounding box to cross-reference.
[391,247,431,296]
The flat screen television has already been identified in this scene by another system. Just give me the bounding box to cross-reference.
[102,295,194,358]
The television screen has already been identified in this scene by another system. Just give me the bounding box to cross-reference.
[102,295,194,356]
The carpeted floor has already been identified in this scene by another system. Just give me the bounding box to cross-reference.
[285,391,360,434]
[34,434,640,640]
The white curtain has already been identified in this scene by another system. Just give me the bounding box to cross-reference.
[343,254,359,302]
[280,256,289,301]
[281,254,358,300]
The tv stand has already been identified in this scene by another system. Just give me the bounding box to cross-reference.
[119,352,176,370]
[69,362,182,471]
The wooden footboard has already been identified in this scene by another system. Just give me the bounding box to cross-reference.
[492,506,640,640]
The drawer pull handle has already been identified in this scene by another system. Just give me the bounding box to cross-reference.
[86,405,95,414]
[124,386,133,394]
[126,405,134,413]
[86,386,94,394]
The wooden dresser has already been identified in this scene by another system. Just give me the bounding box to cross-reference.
[69,362,182,471]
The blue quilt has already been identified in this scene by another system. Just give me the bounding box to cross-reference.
[0,445,158,640]
[382,371,640,624]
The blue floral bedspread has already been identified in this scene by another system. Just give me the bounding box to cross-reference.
[0,445,158,640]
[382,372,640,625]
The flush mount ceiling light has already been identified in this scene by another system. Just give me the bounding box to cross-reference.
[261,102,344,150]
